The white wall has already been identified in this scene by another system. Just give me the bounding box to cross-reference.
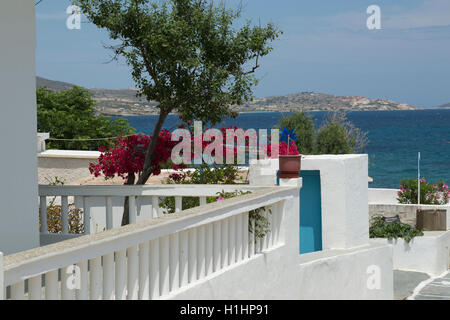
[38,150,101,185]
[249,155,370,250]
[0,1,39,254]
[369,188,399,204]
[371,231,450,276]
[168,189,393,300]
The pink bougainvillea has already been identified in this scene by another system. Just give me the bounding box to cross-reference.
[89,131,182,183]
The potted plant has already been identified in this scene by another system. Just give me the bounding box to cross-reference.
[278,127,302,179]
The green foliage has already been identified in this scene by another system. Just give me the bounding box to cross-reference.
[37,86,135,150]
[397,178,449,205]
[369,215,423,243]
[277,112,315,154]
[276,111,368,155]
[74,0,282,125]
[315,111,368,154]
[315,122,353,154]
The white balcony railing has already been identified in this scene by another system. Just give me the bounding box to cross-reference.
[38,184,270,245]
[3,186,296,300]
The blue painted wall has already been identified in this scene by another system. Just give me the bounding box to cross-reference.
[299,170,322,254]
[277,170,323,254]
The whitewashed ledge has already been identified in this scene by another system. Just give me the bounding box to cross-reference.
[38,150,101,159]
[370,231,450,276]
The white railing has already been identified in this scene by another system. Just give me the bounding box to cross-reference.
[38,184,270,245]
[4,186,295,300]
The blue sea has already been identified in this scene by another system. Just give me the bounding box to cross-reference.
[113,109,450,189]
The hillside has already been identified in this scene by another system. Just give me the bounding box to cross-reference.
[37,76,419,116]
[436,102,450,109]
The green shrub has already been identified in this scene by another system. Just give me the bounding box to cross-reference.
[277,112,315,154]
[276,111,368,155]
[37,86,135,150]
[369,215,423,243]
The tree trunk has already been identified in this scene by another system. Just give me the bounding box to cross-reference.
[136,110,170,185]
[121,110,170,226]
[121,173,136,226]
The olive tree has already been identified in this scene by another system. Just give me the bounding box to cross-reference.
[75,0,281,224]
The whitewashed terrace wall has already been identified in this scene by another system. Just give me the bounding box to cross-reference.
[2,187,296,300]
[38,150,101,185]
[3,183,394,300]
[371,231,450,276]
[249,154,370,250]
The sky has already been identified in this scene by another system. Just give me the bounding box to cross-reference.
[36,0,450,107]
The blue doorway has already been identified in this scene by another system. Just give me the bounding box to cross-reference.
[299,170,322,254]
[277,170,323,254]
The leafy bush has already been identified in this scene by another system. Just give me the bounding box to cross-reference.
[37,86,135,150]
[315,122,353,154]
[315,111,368,154]
[397,178,449,205]
[276,111,368,155]
[369,215,423,243]
[277,112,315,154]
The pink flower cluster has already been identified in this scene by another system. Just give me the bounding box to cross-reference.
[89,131,182,183]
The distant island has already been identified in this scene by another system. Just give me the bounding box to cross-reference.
[37,76,447,116]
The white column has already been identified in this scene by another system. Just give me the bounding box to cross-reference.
[169,233,180,292]
[61,196,69,235]
[236,214,243,263]
[11,281,24,300]
[28,275,42,300]
[205,224,214,276]
[40,196,48,234]
[228,216,236,265]
[45,270,58,300]
[243,212,249,260]
[115,250,127,300]
[175,196,183,213]
[221,219,229,268]
[197,225,206,279]
[106,197,113,230]
[213,221,221,272]
[159,235,170,296]
[139,242,150,300]
[152,196,160,218]
[129,196,137,224]
[188,228,197,283]
[127,246,139,300]
[83,197,91,234]
[90,257,102,300]
[61,265,74,300]
[179,231,189,287]
[103,253,115,300]
[76,260,88,300]
[149,238,160,300]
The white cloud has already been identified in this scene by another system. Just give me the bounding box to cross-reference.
[384,0,450,29]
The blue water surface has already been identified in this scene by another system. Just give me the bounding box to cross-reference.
[113,109,450,188]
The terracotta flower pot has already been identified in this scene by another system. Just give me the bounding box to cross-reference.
[278,154,302,179]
